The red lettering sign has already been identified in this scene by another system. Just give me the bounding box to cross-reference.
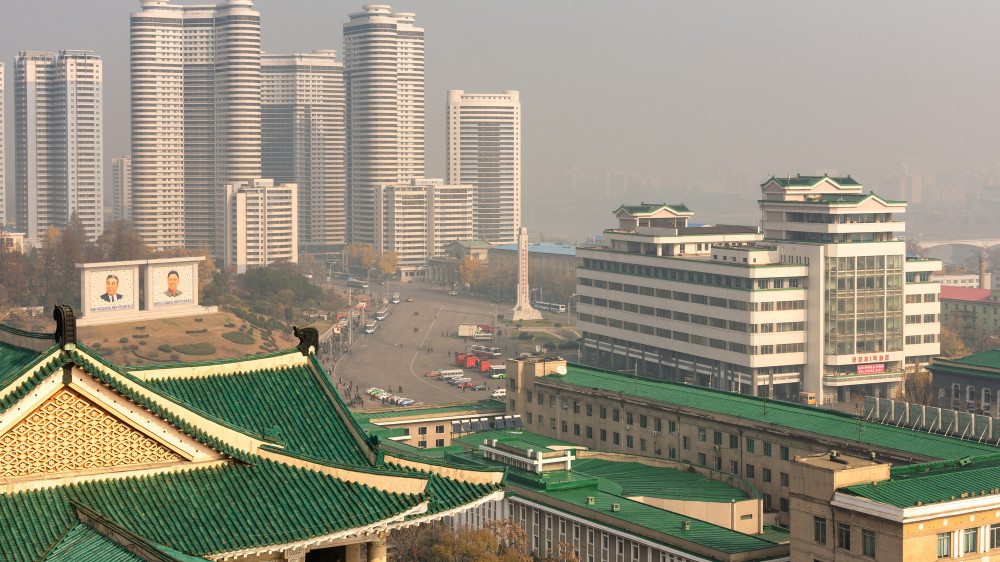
[857,364,885,375]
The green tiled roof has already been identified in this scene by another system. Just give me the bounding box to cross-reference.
[842,453,1000,508]
[454,429,582,453]
[616,203,692,216]
[43,523,146,562]
[0,340,54,389]
[570,458,750,502]
[143,364,371,466]
[931,349,1000,373]
[545,365,1000,461]
[765,175,861,188]
[1,459,426,560]
[356,400,505,421]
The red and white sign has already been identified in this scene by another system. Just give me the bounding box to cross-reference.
[857,363,885,375]
[851,354,890,364]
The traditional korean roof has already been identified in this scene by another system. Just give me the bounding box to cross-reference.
[0,309,505,561]
[763,174,862,188]
[840,453,1000,508]
[615,203,693,216]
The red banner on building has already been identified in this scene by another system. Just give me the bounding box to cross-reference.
[857,363,885,375]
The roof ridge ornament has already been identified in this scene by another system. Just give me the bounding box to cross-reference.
[293,325,319,356]
[53,304,77,348]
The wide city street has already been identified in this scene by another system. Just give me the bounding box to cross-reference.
[320,281,522,409]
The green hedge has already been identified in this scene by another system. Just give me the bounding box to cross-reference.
[173,342,217,356]
[133,334,149,338]
[119,337,129,344]
[157,344,172,353]
[222,331,254,345]
[185,328,208,334]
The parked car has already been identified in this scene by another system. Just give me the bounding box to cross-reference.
[458,382,475,389]
[472,384,487,391]
[448,290,458,296]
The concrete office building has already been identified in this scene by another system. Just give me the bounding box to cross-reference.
[111,156,131,223]
[505,355,1000,531]
[577,176,941,404]
[262,51,346,254]
[15,51,104,243]
[225,178,297,273]
[446,90,521,245]
[939,286,1000,354]
[130,0,262,253]
[375,178,472,281]
[343,5,425,246]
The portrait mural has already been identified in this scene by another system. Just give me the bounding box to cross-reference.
[150,264,194,306]
[87,269,137,313]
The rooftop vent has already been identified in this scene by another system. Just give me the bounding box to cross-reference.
[681,520,691,531]
[586,496,595,505]
[611,503,620,512]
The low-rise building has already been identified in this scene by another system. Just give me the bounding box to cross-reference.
[927,349,1000,415]
[940,286,1000,352]
[505,355,1000,530]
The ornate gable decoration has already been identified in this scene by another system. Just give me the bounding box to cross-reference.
[0,387,182,477]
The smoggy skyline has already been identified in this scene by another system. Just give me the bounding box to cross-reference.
[2,0,999,241]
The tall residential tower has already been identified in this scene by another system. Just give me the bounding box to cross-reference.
[262,51,346,254]
[130,0,262,253]
[446,90,521,245]
[15,51,104,243]
[343,5,425,245]
[111,156,132,223]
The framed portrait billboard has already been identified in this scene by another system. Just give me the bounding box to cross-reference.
[150,264,195,307]
[86,268,138,313]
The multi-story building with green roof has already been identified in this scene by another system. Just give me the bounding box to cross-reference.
[505,355,1000,533]
[577,175,941,404]
[0,307,505,561]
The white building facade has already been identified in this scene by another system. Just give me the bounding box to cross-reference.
[130,0,262,253]
[343,5,425,246]
[262,51,346,254]
[225,178,297,273]
[446,90,521,245]
[0,63,5,227]
[375,178,472,281]
[577,176,941,404]
[15,50,104,243]
[111,156,132,223]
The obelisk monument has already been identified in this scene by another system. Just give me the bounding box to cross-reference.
[507,227,543,321]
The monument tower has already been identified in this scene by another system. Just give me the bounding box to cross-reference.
[507,227,542,321]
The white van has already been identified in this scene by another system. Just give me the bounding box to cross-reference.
[491,388,506,399]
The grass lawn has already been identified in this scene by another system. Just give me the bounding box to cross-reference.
[79,313,299,366]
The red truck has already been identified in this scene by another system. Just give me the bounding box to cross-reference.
[463,355,478,369]
[455,353,467,367]
[478,359,492,373]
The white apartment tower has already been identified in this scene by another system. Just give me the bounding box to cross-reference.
[343,5,425,246]
[375,178,472,281]
[446,90,521,245]
[111,156,132,223]
[576,176,941,404]
[226,178,297,273]
[15,50,104,243]
[262,51,346,254]
[130,0,262,253]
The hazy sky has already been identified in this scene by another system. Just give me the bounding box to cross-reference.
[3,1,999,240]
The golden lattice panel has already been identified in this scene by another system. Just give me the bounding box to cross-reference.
[0,387,183,477]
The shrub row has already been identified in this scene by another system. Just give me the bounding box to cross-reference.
[222,331,255,345]
[185,328,208,334]
[173,342,216,356]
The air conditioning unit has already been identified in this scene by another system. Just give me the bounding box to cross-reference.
[652,431,659,436]
[625,425,631,430]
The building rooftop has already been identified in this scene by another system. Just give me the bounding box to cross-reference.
[0,314,505,561]
[615,203,693,216]
[940,285,992,302]
[763,174,862,188]
[540,364,1000,461]
[841,453,1000,508]
[491,242,577,256]
[928,349,1000,379]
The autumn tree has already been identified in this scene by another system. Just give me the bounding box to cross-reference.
[379,251,399,277]
[459,256,484,287]
[939,315,973,358]
[359,244,379,276]
[96,219,150,262]
[901,365,935,406]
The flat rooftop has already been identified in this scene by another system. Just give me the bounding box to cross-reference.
[540,364,1000,461]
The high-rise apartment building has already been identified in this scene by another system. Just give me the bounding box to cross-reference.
[15,50,103,243]
[111,156,132,223]
[577,175,941,404]
[375,178,472,281]
[130,0,261,253]
[343,5,425,246]
[446,90,521,244]
[262,51,346,254]
[225,178,297,273]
